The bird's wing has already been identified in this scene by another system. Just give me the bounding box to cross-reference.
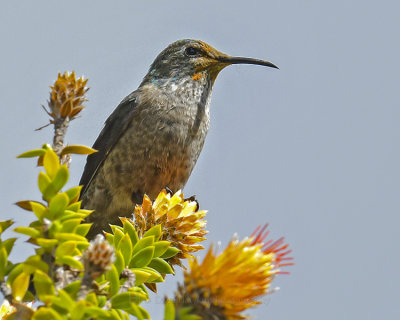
[79,91,138,196]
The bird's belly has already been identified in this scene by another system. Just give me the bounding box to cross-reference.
[103,124,203,203]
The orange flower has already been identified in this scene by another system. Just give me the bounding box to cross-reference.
[47,71,88,120]
[174,225,292,319]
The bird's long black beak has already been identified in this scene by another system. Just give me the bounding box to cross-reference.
[218,56,279,69]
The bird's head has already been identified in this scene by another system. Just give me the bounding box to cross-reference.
[141,39,278,85]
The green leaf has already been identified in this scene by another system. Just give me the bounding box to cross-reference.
[61,145,97,156]
[30,201,48,220]
[54,233,87,242]
[55,241,77,258]
[130,246,154,268]
[104,232,114,245]
[143,224,162,241]
[42,182,59,202]
[2,238,16,255]
[137,305,150,319]
[56,256,83,270]
[11,271,30,301]
[111,226,124,248]
[49,193,69,217]
[122,219,139,247]
[128,303,144,320]
[74,224,92,237]
[61,219,82,233]
[70,300,87,320]
[153,241,171,257]
[160,246,180,259]
[130,269,151,286]
[164,299,175,320]
[0,247,8,279]
[52,165,69,193]
[114,250,125,274]
[38,171,51,194]
[134,267,163,283]
[0,220,13,234]
[23,255,49,274]
[36,238,58,250]
[65,186,82,202]
[32,307,63,320]
[34,270,55,302]
[148,258,174,274]
[6,263,23,285]
[14,226,41,238]
[43,149,60,179]
[105,264,120,297]
[118,234,133,267]
[84,306,110,318]
[63,281,81,299]
[111,291,148,309]
[66,201,81,212]
[17,149,46,158]
[132,236,154,256]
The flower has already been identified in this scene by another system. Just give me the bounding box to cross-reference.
[132,190,207,268]
[82,234,115,279]
[174,225,293,319]
[47,71,88,121]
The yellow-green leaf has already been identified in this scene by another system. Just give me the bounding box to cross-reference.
[30,201,48,220]
[143,224,162,241]
[118,234,133,267]
[49,193,69,217]
[131,269,151,286]
[11,271,30,301]
[105,264,120,296]
[148,257,174,275]
[61,145,97,156]
[130,246,154,268]
[32,307,63,320]
[132,236,154,256]
[54,233,86,242]
[23,255,49,274]
[43,149,60,179]
[164,299,175,320]
[153,241,171,258]
[17,149,46,158]
[34,270,55,302]
[36,238,58,250]
[52,165,69,192]
[74,224,92,237]
[122,219,139,247]
[14,227,41,238]
[113,250,125,274]
[55,256,83,270]
[38,172,51,195]
[55,241,77,258]
[65,186,82,204]
[111,291,148,309]
[0,248,8,279]
[160,247,180,259]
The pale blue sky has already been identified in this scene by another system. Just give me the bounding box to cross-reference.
[1,1,399,319]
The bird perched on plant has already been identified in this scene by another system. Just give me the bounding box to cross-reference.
[80,39,278,238]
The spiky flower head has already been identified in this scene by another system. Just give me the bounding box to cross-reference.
[82,234,115,279]
[133,190,207,268]
[174,226,292,320]
[47,71,88,121]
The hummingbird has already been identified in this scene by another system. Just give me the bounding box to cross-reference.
[80,39,278,238]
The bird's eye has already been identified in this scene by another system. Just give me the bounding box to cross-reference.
[185,47,198,56]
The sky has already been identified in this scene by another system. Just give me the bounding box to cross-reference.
[1,1,399,319]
